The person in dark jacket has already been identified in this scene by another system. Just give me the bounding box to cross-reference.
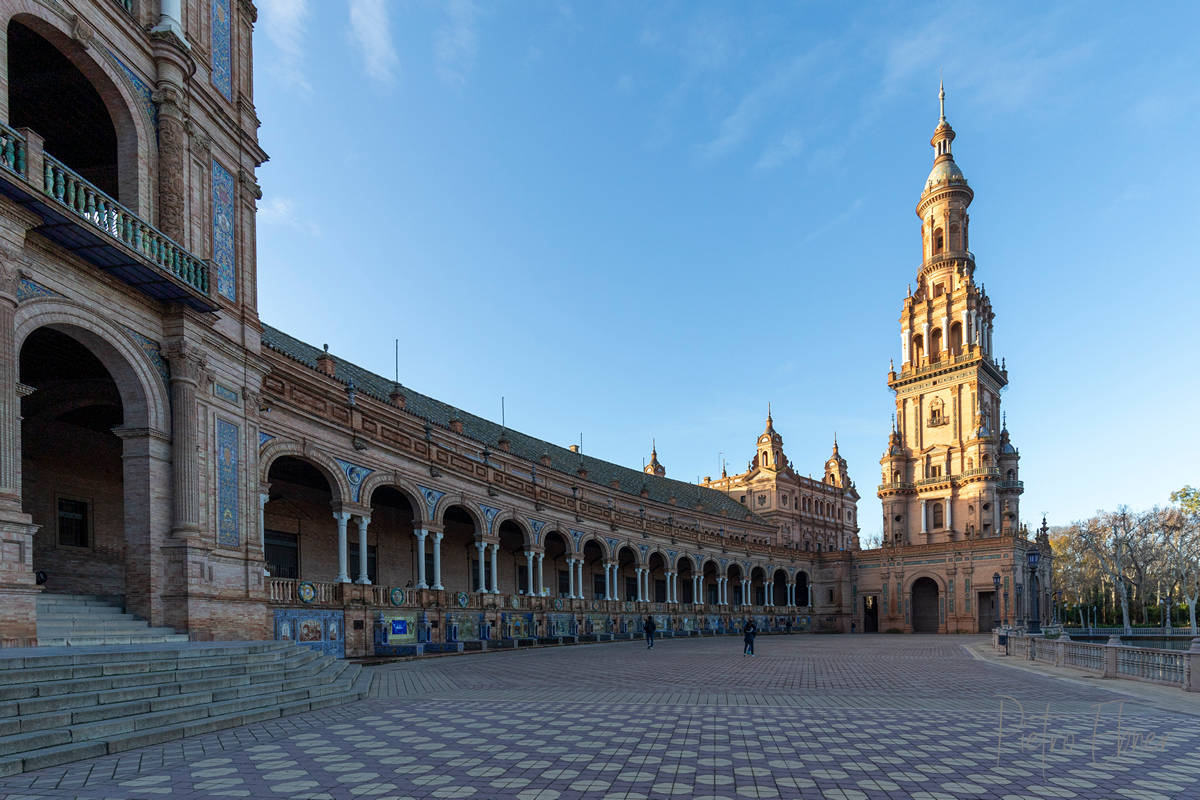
[743,618,758,656]
[644,615,657,649]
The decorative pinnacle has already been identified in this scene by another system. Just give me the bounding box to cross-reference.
[939,79,946,122]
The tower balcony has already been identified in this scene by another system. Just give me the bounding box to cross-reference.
[0,122,217,312]
[918,250,974,281]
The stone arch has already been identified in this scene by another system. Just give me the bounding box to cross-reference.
[4,6,155,212]
[676,553,698,572]
[15,297,168,435]
[492,512,534,548]
[435,499,487,534]
[910,574,943,633]
[579,534,610,560]
[257,438,349,504]
[358,472,425,524]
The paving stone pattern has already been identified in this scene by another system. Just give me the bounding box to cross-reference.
[2,635,1200,799]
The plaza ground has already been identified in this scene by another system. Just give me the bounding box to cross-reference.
[2,635,1200,800]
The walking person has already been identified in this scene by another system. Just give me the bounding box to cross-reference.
[644,615,657,649]
[743,617,758,656]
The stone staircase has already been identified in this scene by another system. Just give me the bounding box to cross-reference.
[0,640,369,776]
[36,594,190,646]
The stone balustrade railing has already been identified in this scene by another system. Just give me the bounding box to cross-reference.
[1005,633,1200,691]
[0,122,25,177]
[268,578,343,606]
[41,153,210,295]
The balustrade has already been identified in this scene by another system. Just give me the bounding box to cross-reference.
[42,154,210,295]
[0,123,26,176]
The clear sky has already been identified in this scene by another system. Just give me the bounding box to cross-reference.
[252,0,1200,541]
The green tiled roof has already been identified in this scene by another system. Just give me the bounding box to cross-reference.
[262,324,762,524]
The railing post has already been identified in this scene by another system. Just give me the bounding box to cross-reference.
[1187,639,1200,693]
[15,127,40,181]
[1103,635,1120,678]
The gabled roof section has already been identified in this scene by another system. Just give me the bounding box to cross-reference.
[261,324,761,523]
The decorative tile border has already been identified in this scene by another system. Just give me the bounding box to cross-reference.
[107,50,158,129]
[417,485,445,519]
[210,0,233,100]
[120,325,171,387]
[216,418,240,548]
[213,383,239,404]
[258,432,275,448]
[16,277,56,302]
[211,159,236,301]
[478,504,501,535]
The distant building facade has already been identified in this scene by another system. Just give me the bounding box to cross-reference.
[0,3,1045,655]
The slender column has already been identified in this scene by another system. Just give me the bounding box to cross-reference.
[694,575,702,606]
[536,552,545,596]
[575,558,585,599]
[355,516,371,585]
[413,529,428,588]
[960,308,969,348]
[765,583,773,608]
[524,550,535,595]
[719,577,727,606]
[603,562,613,600]
[787,582,795,607]
[920,499,928,534]
[743,579,751,606]
[475,542,487,592]
[333,511,351,583]
[259,492,269,553]
[947,495,954,531]
[901,329,910,365]
[151,0,187,42]
[166,346,203,538]
[431,532,444,589]
[566,557,576,598]
[921,322,929,361]
[490,543,500,594]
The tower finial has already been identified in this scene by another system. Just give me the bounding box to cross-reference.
[939,77,945,122]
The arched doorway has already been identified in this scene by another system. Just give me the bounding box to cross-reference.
[727,563,744,606]
[616,545,638,601]
[771,569,789,606]
[497,520,527,596]
[702,559,719,605]
[648,552,667,603]
[796,571,811,607]
[912,577,940,632]
[750,566,767,605]
[263,456,339,582]
[677,556,695,604]
[21,327,126,597]
[366,486,417,588]
[7,17,139,206]
[442,506,480,593]
[544,530,570,597]
[581,539,605,600]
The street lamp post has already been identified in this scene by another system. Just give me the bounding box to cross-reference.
[1027,548,1041,634]
[992,573,1001,631]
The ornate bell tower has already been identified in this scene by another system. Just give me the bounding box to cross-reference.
[878,85,1023,547]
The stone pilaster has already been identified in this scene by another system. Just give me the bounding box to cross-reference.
[165,342,205,538]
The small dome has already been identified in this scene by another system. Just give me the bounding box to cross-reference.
[1002,442,1017,454]
[925,158,966,191]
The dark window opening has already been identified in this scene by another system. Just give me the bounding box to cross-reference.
[347,542,377,585]
[57,497,89,548]
[264,530,298,579]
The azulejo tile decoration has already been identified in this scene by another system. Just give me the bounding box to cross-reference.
[120,325,171,387]
[418,485,446,518]
[334,458,373,502]
[210,0,232,100]
[479,503,501,534]
[216,418,240,548]
[16,277,56,302]
[274,609,343,658]
[258,431,275,448]
[297,581,317,604]
[107,50,157,129]
[213,383,239,404]
[211,159,236,301]
[389,587,405,606]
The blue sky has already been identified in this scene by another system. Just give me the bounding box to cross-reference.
[252,0,1200,540]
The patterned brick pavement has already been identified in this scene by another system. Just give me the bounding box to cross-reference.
[3,634,1200,799]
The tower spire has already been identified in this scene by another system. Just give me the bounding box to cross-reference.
[939,78,945,122]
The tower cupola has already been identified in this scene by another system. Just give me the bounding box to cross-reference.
[644,440,666,477]
[756,406,786,471]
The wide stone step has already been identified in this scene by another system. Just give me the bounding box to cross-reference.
[35,634,192,647]
[0,642,365,775]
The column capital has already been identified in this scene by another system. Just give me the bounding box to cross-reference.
[355,514,371,526]
[413,528,429,539]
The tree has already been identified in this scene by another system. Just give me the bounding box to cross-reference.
[1076,507,1144,633]
[1162,499,1200,630]
[1171,486,1200,515]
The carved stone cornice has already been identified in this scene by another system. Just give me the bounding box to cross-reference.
[238,168,263,201]
[164,342,208,385]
